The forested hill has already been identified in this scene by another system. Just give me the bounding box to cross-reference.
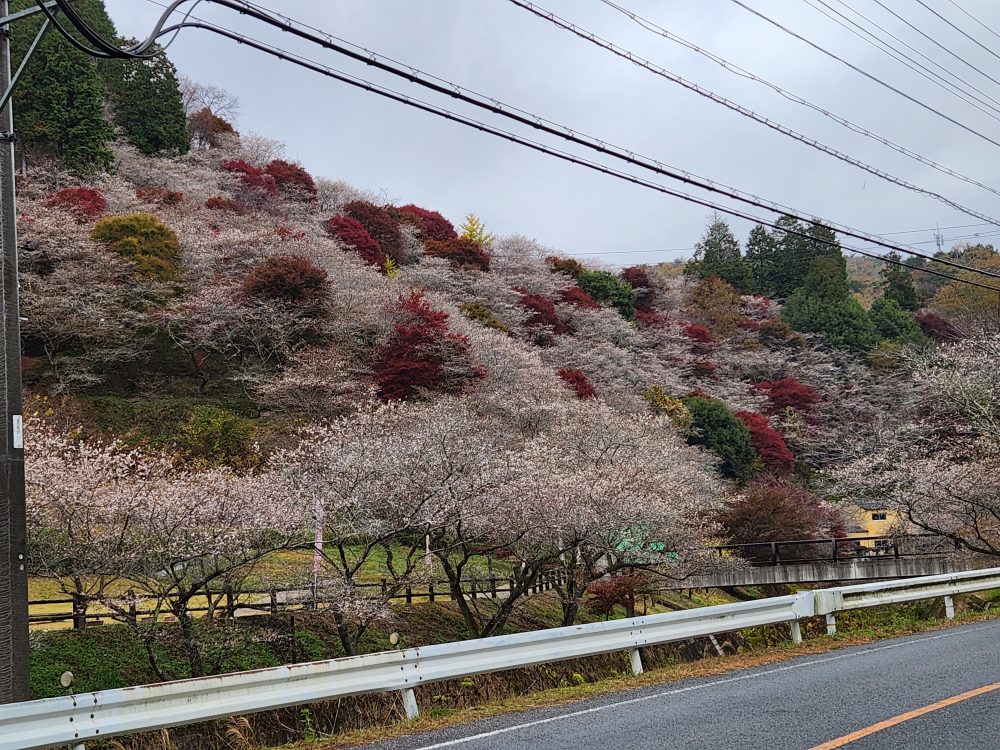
[16,1,1000,581]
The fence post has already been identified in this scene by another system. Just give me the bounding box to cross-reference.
[71,594,87,631]
[127,589,137,627]
[831,538,838,562]
[508,576,515,597]
[270,587,278,616]
[470,579,478,600]
[893,538,900,559]
[790,620,802,644]
[628,647,643,675]
[400,688,419,719]
[944,595,955,619]
[405,585,413,604]
[428,583,435,603]
[224,582,235,620]
[490,576,497,599]
[825,613,837,635]
[380,578,388,597]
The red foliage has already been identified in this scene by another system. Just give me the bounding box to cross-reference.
[398,204,457,241]
[635,310,670,328]
[585,574,645,620]
[241,255,330,306]
[424,238,491,271]
[204,196,246,214]
[324,216,386,269]
[559,286,599,309]
[557,368,597,399]
[735,411,795,475]
[274,225,306,240]
[136,187,185,206]
[692,360,717,377]
[264,160,317,200]
[373,291,482,401]
[45,187,107,221]
[516,288,573,336]
[188,107,236,148]
[681,323,713,344]
[755,378,821,413]
[220,159,279,199]
[545,255,585,278]
[620,266,656,311]
[916,310,961,341]
[344,201,405,266]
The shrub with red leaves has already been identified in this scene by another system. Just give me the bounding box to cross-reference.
[220,159,279,200]
[324,216,386,269]
[373,291,482,401]
[274,225,306,240]
[45,187,107,221]
[755,378,821,413]
[204,196,246,214]
[264,160,317,200]
[557,368,597,399]
[692,360,717,377]
[559,286,599,309]
[735,411,795,475]
[517,289,573,336]
[136,187,185,206]
[188,107,236,148]
[398,204,457,241]
[681,323,713,344]
[546,255,585,278]
[620,266,656,311]
[242,255,329,307]
[635,310,670,328]
[916,310,961,341]
[344,201,405,266]
[585,574,646,620]
[424,237,491,271]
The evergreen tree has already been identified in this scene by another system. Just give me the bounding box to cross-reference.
[781,257,878,351]
[869,297,924,344]
[770,215,812,298]
[690,215,751,291]
[105,42,189,155]
[878,252,921,311]
[744,224,780,296]
[681,396,757,482]
[10,0,113,173]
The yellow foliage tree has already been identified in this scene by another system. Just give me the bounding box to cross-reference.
[459,213,495,248]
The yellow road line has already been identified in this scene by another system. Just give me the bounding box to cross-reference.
[810,681,1000,749]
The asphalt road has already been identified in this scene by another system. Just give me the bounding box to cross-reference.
[362,620,1000,750]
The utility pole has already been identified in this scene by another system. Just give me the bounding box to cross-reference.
[0,0,28,704]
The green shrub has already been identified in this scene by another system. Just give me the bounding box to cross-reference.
[681,396,757,482]
[577,270,637,319]
[91,213,181,281]
[175,405,255,467]
[459,301,509,332]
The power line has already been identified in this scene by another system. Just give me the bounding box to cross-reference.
[912,0,1000,66]
[943,0,1000,44]
[806,0,1000,118]
[597,0,1000,203]
[143,0,1000,282]
[859,0,1000,95]
[141,11,1000,292]
[506,0,1000,230]
[725,0,1000,152]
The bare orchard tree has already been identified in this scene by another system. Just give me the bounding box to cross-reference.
[179,76,240,121]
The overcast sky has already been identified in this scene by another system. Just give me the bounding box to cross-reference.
[104,0,1000,267]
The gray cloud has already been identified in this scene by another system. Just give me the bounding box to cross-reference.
[106,0,1000,266]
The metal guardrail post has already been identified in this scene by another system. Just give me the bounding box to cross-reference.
[399,688,419,720]
[825,614,837,635]
[708,634,725,657]
[944,595,955,619]
[790,620,802,644]
[628,647,643,675]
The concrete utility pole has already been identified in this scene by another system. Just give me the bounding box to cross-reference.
[0,0,32,704]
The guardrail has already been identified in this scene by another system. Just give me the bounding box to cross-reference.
[3,566,999,750]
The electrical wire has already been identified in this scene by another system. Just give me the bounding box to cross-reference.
[506,0,1000,230]
[860,0,1000,94]
[598,0,1000,203]
[125,0,1000,283]
[725,0,1000,152]
[912,0,1000,66]
[806,0,1000,118]
[140,14,1000,292]
[943,0,1000,44]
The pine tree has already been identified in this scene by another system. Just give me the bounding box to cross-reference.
[878,252,920,311]
[104,42,189,155]
[690,215,751,291]
[10,0,113,173]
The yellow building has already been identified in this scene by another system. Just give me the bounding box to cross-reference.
[847,500,901,550]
